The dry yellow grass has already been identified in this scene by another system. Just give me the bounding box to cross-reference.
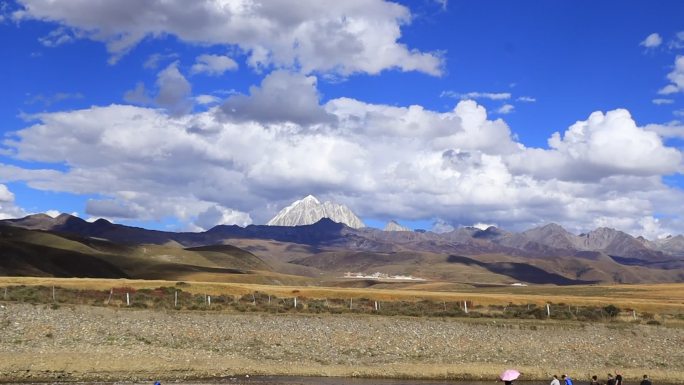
[2,276,683,313]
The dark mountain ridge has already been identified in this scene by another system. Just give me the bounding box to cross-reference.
[2,214,682,261]
[3,213,684,285]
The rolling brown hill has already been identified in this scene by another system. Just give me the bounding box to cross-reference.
[2,214,684,285]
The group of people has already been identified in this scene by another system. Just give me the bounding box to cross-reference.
[549,373,653,385]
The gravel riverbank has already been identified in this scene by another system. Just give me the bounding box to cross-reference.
[0,303,682,383]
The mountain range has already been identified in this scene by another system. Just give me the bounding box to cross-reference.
[2,210,684,286]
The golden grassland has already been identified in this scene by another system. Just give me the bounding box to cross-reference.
[2,276,683,313]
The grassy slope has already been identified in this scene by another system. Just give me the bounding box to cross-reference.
[0,226,313,285]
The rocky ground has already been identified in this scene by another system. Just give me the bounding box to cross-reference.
[0,303,682,383]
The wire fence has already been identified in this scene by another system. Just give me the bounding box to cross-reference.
[0,284,675,323]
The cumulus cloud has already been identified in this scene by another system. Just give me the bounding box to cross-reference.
[124,62,193,115]
[640,32,662,49]
[191,54,238,76]
[508,109,682,181]
[155,62,193,116]
[659,56,684,95]
[3,76,684,236]
[123,82,151,105]
[193,205,252,231]
[13,0,443,75]
[222,70,335,125]
[0,184,26,220]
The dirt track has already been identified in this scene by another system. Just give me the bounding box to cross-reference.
[1,303,682,383]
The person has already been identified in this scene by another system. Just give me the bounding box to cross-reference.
[606,374,616,385]
[615,372,623,385]
[562,374,574,385]
[590,375,601,385]
[550,375,561,385]
[640,374,652,385]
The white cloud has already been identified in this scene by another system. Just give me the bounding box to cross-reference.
[644,121,684,139]
[193,205,252,231]
[222,70,334,125]
[0,184,14,202]
[472,222,496,230]
[640,32,662,49]
[26,92,83,107]
[123,82,151,105]
[441,91,511,100]
[517,96,536,103]
[658,55,684,94]
[37,27,75,47]
[124,62,193,114]
[44,209,60,218]
[507,109,682,181]
[431,219,454,233]
[668,31,684,50]
[191,54,238,76]
[13,0,443,76]
[86,198,144,219]
[143,52,178,70]
[652,98,674,105]
[155,61,192,116]
[3,77,684,236]
[0,184,26,220]
[195,94,220,105]
[496,104,514,114]
[675,109,684,117]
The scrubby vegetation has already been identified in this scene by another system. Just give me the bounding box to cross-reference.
[0,284,666,323]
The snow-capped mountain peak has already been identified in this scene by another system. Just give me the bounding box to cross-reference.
[267,195,365,228]
[384,220,411,232]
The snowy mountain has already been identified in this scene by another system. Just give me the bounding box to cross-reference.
[383,220,411,232]
[267,195,365,229]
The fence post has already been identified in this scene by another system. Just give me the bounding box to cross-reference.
[3,287,7,300]
[106,288,113,305]
[208,295,211,306]
[174,290,178,308]
[52,286,56,302]
[633,310,637,320]
[546,303,551,318]
[252,293,256,306]
[294,297,297,309]
[268,294,271,305]
[464,301,468,314]
[349,298,353,310]
[126,292,130,306]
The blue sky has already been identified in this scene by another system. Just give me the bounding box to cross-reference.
[1,0,684,237]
